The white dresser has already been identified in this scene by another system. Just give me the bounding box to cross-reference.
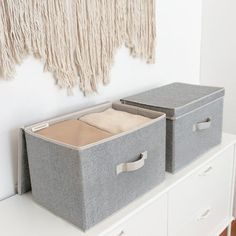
[0,133,235,236]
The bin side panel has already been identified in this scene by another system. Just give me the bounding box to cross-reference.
[172,98,223,173]
[80,119,166,229]
[25,134,86,230]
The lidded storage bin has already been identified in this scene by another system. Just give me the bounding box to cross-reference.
[24,102,166,231]
[121,83,225,173]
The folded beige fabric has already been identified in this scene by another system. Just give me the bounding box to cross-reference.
[80,108,151,134]
[36,120,112,147]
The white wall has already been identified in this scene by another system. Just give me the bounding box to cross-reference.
[0,0,202,200]
[200,0,236,134]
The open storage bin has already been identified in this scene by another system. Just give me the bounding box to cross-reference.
[121,83,225,173]
[24,102,166,231]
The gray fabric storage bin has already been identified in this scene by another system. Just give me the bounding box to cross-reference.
[121,83,225,173]
[24,102,166,231]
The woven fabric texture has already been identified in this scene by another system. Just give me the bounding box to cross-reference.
[0,0,156,94]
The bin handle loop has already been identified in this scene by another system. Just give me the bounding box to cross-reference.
[116,151,147,175]
[193,118,211,132]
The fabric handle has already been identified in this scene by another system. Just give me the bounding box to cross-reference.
[193,118,211,132]
[116,151,148,175]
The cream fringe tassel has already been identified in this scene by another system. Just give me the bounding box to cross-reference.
[0,0,156,95]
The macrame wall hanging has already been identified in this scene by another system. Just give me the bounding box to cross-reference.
[0,0,156,95]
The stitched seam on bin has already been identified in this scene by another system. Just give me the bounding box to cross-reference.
[77,152,88,230]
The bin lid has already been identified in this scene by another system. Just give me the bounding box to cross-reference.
[121,83,225,118]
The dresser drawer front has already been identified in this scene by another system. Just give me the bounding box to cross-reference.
[107,194,167,236]
[174,206,230,236]
[168,146,234,236]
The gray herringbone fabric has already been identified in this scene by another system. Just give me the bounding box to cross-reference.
[18,129,31,194]
[121,83,224,173]
[24,103,166,231]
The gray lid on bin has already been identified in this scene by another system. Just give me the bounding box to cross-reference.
[121,83,225,118]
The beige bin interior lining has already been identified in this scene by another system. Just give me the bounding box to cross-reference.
[27,102,165,149]
[79,108,151,134]
[35,107,153,147]
[36,120,113,148]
